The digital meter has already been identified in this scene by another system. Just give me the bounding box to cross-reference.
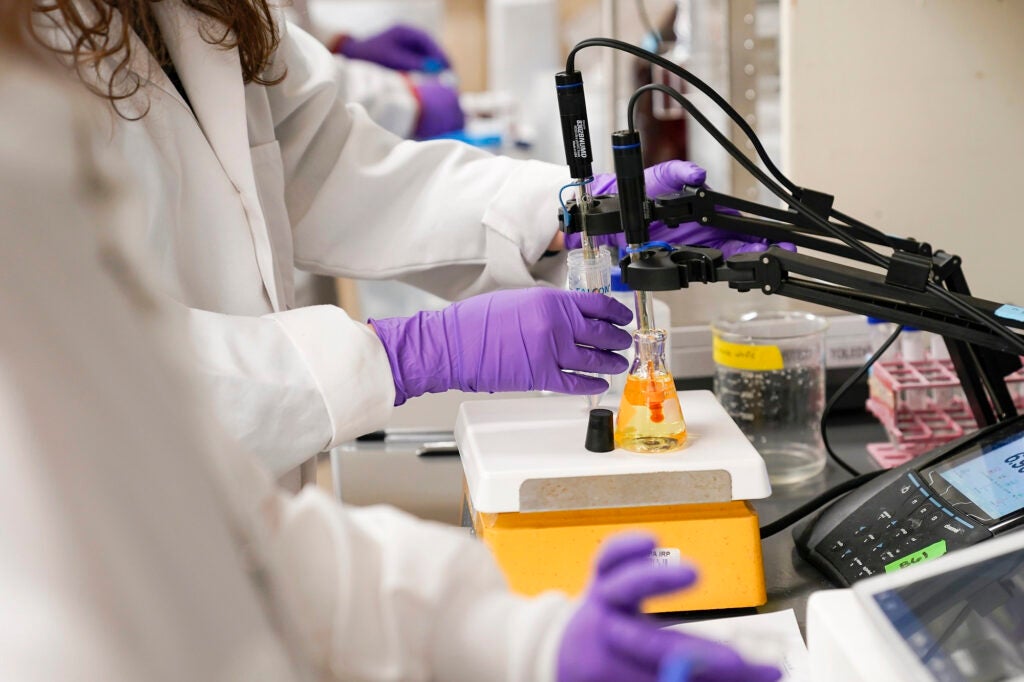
[796,413,1024,586]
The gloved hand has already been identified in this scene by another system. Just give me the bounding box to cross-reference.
[335,24,450,73]
[410,76,465,139]
[370,288,632,406]
[565,160,795,258]
[557,534,783,682]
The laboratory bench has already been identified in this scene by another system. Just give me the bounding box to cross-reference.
[325,405,888,635]
[743,412,886,633]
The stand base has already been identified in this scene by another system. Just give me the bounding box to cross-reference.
[465,489,767,612]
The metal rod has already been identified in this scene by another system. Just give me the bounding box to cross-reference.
[577,182,597,261]
[628,250,656,331]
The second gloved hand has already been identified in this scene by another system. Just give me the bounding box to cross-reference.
[565,160,795,258]
[370,288,632,406]
[557,534,783,682]
[410,76,465,139]
[335,24,450,73]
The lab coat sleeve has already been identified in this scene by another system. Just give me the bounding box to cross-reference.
[212,414,576,682]
[258,485,575,681]
[267,20,569,300]
[186,303,396,475]
[334,55,419,138]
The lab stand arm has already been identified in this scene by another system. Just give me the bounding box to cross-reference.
[563,183,1023,426]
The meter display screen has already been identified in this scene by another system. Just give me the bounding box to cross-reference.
[923,430,1024,523]
[871,546,1024,682]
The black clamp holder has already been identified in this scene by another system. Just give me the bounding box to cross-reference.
[617,246,724,292]
[558,195,624,236]
[885,251,933,292]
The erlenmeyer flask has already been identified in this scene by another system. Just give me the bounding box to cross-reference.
[615,328,687,453]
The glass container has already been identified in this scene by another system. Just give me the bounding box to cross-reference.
[565,247,612,294]
[712,310,828,485]
[615,328,687,453]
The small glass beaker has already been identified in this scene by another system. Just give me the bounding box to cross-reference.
[615,328,687,453]
[565,247,612,294]
[712,310,829,485]
[567,247,613,408]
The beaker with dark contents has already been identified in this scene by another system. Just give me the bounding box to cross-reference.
[712,310,829,485]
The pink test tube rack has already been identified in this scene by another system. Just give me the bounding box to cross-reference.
[865,357,1024,468]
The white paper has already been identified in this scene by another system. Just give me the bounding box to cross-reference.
[664,609,809,682]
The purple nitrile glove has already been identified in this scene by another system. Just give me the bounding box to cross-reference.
[370,288,632,406]
[557,534,783,682]
[336,24,450,73]
[565,160,796,258]
[411,77,465,139]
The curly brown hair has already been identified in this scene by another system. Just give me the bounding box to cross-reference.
[0,0,33,53]
[28,0,282,112]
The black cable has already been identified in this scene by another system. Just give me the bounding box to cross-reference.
[625,81,1024,357]
[928,282,1024,356]
[569,38,800,196]
[566,38,1024,535]
[822,324,904,476]
[571,39,928,256]
[759,470,884,539]
[626,83,892,269]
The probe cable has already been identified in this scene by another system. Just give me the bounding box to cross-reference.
[626,83,889,268]
[759,470,884,539]
[624,80,1024,356]
[569,39,1024,534]
[570,39,1024,355]
[820,323,905,476]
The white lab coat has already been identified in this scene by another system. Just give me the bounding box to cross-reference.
[285,0,423,137]
[335,55,422,138]
[0,59,572,682]
[35,3,567,476]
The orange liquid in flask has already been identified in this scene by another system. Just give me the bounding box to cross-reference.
[615,331,687,453]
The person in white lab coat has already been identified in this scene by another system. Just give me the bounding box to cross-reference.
[0,36,780,682]
[29,0,779,479]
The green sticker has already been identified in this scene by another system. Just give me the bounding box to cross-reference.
[884,540,948,573]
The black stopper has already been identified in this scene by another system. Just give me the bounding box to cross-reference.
[611,130,650,246]
[555,71,594,180]
[585,408,616,452]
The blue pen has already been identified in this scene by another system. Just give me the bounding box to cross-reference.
[659,657,693,682]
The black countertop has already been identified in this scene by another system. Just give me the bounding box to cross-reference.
[656,412,888,632]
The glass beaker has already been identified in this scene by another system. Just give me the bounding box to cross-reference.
[615,328,687,453]
[565,247,612,294]
[567,247,613,408]
[712,310,828,485]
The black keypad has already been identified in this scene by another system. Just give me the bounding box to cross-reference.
[816,472,994,584]
[859,533,877,545]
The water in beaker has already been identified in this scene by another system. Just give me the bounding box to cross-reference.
[712,310,828,485]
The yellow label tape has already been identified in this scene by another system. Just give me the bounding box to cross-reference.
[713,337,784,371]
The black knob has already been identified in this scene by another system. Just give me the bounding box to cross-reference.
[585,408,616,453]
